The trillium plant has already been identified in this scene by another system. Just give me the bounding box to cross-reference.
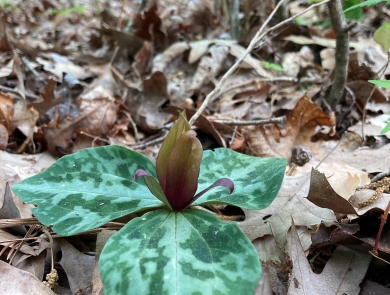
[13,112,286,295]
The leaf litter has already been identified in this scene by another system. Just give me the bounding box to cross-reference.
[0,0,390,294]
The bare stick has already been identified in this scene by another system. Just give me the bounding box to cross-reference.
[212,116,286,126]
[0,85,39,100]
[326,0,349,106]
[189,0,332,126]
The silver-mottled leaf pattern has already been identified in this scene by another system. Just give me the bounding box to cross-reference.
[195,148,287,209]
[99,209,261,295]
[12,146,162,235]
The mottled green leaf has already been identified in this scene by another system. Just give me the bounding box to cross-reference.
[100,209,260,295]
[195,148,286,209]
[12,146,162,236]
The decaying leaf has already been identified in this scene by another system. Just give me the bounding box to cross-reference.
[287,222,371,295]
[239,172,336,262]
[43,98,118,156]
[0,260,56,295]
[128,71,171,131]
[58,238,94,295]
[33,78,63,115]
[244,94,335,161]
[9,100,39,142]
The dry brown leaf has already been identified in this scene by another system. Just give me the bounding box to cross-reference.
[12,250,46,281]
[152,42,190,73]
[0,92,14,131]
[306,169,357,214]
[320,48,336,70]
[57,238,94,295]
[0,183,26,234]
[244,94,335,161]
[92,230,116,295]
[43,98,118,156]
[33,78,63,115]
[291,161,369,199]
[229,43,271,77]
[0,229,36,256]
[311,223,360,251]
[0,150,55,183]
[12,52,25,100]
[0,59,13,78]
[284,35,365,51]
[0,260,56,295]
[349,190,390,216]
[188,40,215,64]
[132,41,152,76]
[9,100,39,142]
[0,124,7,150]
[287,223,371,295]
[36,53,91,82]
[239,172,336,263]
[190,44,229,91]
[325,144,390,173]
[360,280,390,295]
[129,71,171,132]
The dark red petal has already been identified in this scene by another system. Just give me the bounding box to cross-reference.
[165,130,202,211]
[156,111,190,192]
[134,169,151,180]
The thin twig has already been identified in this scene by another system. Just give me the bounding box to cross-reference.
[129,134,166,150]
[314,131,347,170]
[229,95,250,146]
[188,0,332,126]
[213,116,286,126]
[371,201,390,255]
[0,85,39,100]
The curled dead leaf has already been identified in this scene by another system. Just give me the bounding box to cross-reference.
[244,94,335,161]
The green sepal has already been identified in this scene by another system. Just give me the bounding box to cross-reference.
[99,209,261,295]
[143,175,173,210]
[194,148,287,209]
[12,145,163,236]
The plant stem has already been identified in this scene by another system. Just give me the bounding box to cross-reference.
[326,0,349,106]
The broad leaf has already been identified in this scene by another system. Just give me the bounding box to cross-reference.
[195,148,286,209]
[12,146,163,236]
[368,80,390,89]
[373,22,390,52]
[99,209,261,295]
[343,0,363,20]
